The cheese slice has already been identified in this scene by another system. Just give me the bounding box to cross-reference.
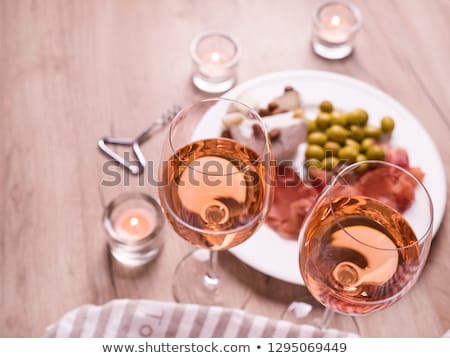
[228,111,307,161]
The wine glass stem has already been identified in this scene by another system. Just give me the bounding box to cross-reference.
[203,250,220,291]
[319,308,335,330]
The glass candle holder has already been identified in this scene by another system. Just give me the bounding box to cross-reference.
[103,192,164,266]
[312,0,362,60]
[190,32,240,93]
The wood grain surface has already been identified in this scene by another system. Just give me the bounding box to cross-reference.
[0,0,449,337]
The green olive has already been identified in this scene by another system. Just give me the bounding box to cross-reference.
[330,111,347,127]
[338,146,358,163]
[366,145,385,160]
[345,138,361,152]
[356,153,367,162]
[307,132,328,146]
[381,116,395,133]
[321,156,340,171]
[323,141,341,155]
[305,144,325,160]
[355,154,369,173]
[304,158,322,169]
[346,111,360,126]
[319,100,333,113]
[348,125,365,142]
[354,108,369,125]
[306,119,317,133]
[347,109,369,126]
[326,124,348,144]
[316,112,332,129]
[364,125,382,139]
[360,137,376,152]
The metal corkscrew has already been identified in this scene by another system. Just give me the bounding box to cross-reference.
[97,105,181,175]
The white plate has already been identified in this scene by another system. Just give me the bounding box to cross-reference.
[195,70,447,285]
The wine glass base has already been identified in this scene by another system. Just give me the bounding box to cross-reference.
[282,290,360,336]
[172,249,250,307]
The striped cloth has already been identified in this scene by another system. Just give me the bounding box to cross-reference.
[44,299,358,338]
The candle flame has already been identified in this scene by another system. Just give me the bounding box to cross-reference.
[130,217,139,227]
[331,15,341,26]
[210,51,221,63]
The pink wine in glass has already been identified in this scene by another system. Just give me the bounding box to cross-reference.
[300,195,423,315]
[159,137,269,250]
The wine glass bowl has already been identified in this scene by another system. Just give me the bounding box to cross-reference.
[158,98,273,305]
[299,160,433,317]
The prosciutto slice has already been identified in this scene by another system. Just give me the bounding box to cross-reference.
[266,165,319,239]
[266,146,424,240]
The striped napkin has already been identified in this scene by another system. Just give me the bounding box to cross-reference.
[44,299,358,338]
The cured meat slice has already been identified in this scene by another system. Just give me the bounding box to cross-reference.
[266,165,319,239]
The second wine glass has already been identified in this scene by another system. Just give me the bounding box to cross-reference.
[298,160,433,331]
[158,98,273,306]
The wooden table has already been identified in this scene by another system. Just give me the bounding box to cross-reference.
[1,0,449,338]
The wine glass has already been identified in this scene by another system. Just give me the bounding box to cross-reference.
[158,98,273,306]
[297,160,433,331]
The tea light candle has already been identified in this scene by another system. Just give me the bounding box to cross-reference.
[312,1,362,60]
[104,192,164,266]
[114,209,156,242]
[200,50,230,78]
[320,14,351,44]
[190,32,240,93]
